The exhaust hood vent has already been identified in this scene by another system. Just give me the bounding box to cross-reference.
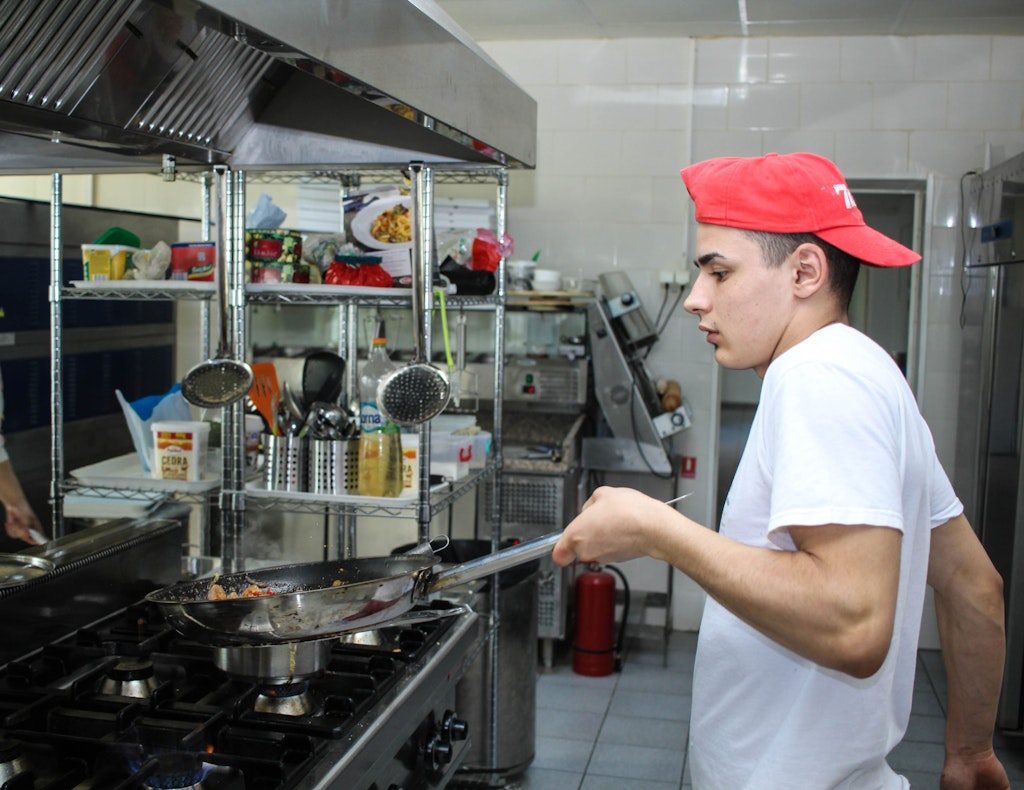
[0,0,536,172]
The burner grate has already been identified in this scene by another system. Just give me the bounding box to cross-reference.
[0,599,474,788]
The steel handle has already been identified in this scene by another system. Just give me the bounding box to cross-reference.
[213,165,230,355]
[425,532,560,594]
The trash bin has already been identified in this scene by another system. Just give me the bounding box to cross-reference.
[427,539,540,783]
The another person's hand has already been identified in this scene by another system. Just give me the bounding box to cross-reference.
[4,500,44,544]
[940,749,1011,790]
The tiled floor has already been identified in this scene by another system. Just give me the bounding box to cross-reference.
[513,627,1024,789]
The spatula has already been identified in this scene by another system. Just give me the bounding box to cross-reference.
[249,362,282,436]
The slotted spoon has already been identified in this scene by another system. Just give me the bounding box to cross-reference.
[377,184,450,426]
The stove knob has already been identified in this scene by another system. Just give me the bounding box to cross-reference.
[441,709,468,742]
[425,733,453,769]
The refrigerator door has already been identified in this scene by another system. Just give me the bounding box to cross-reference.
[959,260,1024,731]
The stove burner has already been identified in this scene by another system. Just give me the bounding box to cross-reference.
[0,738,28,785]
[141,752,207,790]
[100,657,159,698]
[253,680,323,717]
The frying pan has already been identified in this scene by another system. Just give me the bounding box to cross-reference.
[145,532,560,645]
[0,553,54,589]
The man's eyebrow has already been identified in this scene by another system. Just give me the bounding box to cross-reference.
[694,252,723,267]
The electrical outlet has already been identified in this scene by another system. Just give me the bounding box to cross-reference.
[659,269,675,285]
[675,268,691,287]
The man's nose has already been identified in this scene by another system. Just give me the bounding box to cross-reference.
[683,276,705,315]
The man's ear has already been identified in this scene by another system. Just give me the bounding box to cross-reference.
[791,242,828,299]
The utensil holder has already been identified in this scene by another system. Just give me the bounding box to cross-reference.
[308,439,358,495]
[262,433,307,492]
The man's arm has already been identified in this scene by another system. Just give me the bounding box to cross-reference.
[553,485,901,678]
[928,513,1010,790]
[0,459,43,543]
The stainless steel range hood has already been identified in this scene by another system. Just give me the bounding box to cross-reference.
[0,0,536,173]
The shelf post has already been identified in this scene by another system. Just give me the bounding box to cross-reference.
[48,172,65,538]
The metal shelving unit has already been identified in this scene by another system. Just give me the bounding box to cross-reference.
[49,162,508,562]
[45,161,512,780]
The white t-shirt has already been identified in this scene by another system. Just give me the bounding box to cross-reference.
[689,324,961,789]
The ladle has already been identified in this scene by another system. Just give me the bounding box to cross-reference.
[181,168,253,407]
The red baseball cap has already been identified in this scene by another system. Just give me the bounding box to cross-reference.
[680,152,920,268]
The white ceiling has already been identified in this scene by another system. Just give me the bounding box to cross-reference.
[434,0,1024,40]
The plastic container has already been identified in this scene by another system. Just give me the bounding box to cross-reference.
[81,244,139,281]
[468,430,491,469]
[151,421,210,482]
[506,259,535,290]
[243,414,263,468]
[532,268,561,291]
[400,433,419,494]
[358,322,403,497]
[432,414,477,433]
[430,429,474,480]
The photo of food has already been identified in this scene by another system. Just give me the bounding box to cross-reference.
[351,196,414,250]
[369,203,411,244]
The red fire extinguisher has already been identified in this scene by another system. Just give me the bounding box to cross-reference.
[572,564,629,677]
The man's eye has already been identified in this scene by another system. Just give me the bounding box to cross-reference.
[711,270,727,280]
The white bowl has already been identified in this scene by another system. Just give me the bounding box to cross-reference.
[532,268,561,291]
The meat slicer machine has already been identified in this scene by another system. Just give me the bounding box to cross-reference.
[584,271,692,475]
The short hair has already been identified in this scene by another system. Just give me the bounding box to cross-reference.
[741,230,861,310]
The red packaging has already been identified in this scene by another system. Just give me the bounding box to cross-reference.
[170,242,216,281]
[470,228,514,273]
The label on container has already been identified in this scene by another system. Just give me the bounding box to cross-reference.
[170,242,216,281]
[401,436,418,493]
[154,428,200,481]
[359,402,395,434]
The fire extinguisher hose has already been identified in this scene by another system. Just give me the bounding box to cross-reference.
[604,564,630,671]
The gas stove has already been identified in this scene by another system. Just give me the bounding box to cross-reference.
[0,597,479,789]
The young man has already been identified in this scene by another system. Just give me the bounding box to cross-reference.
[553,153,1009,789]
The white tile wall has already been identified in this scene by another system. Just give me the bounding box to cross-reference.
[480,33,1024,639]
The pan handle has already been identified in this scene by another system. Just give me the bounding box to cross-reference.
[425,532,560,594]
[400,536,450,558]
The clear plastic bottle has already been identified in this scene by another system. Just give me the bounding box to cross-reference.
[358,321,403,497]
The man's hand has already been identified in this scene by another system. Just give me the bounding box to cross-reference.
[553,486,680,567]
[929,514,1008,790]
[940,748,1010,790]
